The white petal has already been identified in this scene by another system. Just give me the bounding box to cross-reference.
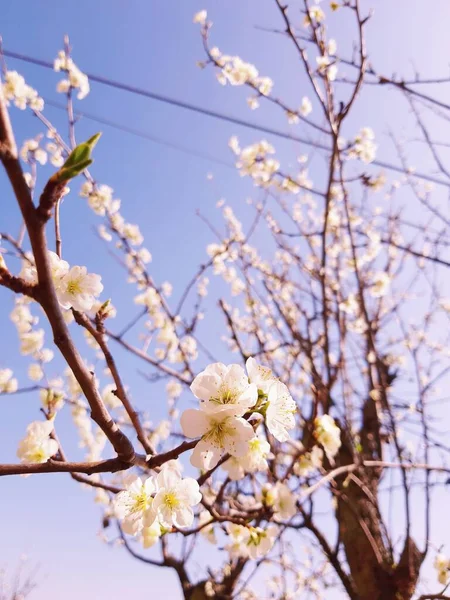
[191,440,221,469]
[174,505,194,528]
[180,409,208,438]
[157,467,181,490]
[177,478,202,505]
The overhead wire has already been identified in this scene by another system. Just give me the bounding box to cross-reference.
[2,47,450,189]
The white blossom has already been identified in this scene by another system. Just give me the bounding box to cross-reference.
[193,10,207,25]
[17,419,58,464]
[20,329,45,356]
[142,521,162,548]
[266,381,297,442]
[57,266,103,312]
[314,415,341,460]
[114,475,156,535]
[152,465,202,528]
[272,482,296,520]
[190,362,257,416]
[0,368,18,393]
[181,406,254,469]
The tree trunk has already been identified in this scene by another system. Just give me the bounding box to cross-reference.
[335,397,423,600]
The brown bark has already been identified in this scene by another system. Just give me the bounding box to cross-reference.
[335,397,423,600]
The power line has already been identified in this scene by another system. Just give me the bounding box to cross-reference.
[3,48,323,147]
[44,99,234,169]
[3,48,450,189]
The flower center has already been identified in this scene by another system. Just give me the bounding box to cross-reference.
[163,491,180,510]
[211,386,238,406]
[29,447,47,462]
[204,418,233,445]
[131,490,149,513]
[66,278,82,296]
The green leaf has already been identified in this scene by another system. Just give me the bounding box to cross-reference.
[56,158,93,183]
[85,132,102,150]
[63,132,102,169]
[52,132,102,183]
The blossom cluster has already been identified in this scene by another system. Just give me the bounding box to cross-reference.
[80,180,199,367]
[180,358,297,469]
[20,250,103,312]
[349,127,377,164]
[0,368,18,393]
[114,462,201,542]
[54,50,90,100]
[17,419,58,464]
[434,553,450,585]
[2,70,44,111]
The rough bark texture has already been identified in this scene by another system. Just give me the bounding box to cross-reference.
[335,396,423,600]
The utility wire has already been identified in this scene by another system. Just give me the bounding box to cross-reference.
[44,98,234,169]
[3,49,322,147]
[3,48,450,189]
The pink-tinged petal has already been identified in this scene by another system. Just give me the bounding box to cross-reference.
[127,476,144,495]
[269,423,290,443]
[204,362,228,378]
[152,491,165,511]
[191,373,222,401]
[223,364,248,391]
[222,418,253,457]
[238,382,258,409]
[233,437,252,458]
[200,401,242,415]
[177,478,202,505]
[157,505,173,528]
[191,440,221,469]
[45,439,59,457]
[234,417,255,439]
[143,476,156,495]
[180,409,208,438]
[156,466,181,490]
[122,515,141,536]
[173,506,194,528]
[245,357,258,380]
[143,508,157,527]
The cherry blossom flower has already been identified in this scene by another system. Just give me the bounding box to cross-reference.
[222,435,272,480]
[369,271,391,298]
[2,70,44,111]
[225,523,251,559]
[246,357,276,394]
[350,127,377,164]
[142,521,162,549]
[0,368,18,393]
[57,266,103,312]
[190,362,257,416]
[300,96,312,117]
[152,466,202,528]
[20,329,45,356]
[434,553,450,585]
[314,415,341,460]
[54,50,90,100]
[294,445,323,477]
[28,363,44,382]
[114,475,156,536]
[17,419,58,464]
[181,406,254,469]
[20,250,68,287]
[20,138,47,165]
[272,482,296,520]
[246,525,279,558]
[193,10,207,25]
[265,381,297,442]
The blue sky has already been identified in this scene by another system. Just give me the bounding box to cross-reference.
[1,1,450,598]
